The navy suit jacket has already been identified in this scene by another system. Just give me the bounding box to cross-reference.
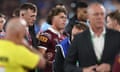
[64,28,120,72]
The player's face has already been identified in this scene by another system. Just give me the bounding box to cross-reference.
[77,8,87,21]
[22,9,37,26]
[72,26,83,36]
[106,16,114,29]
[52,12,67,30]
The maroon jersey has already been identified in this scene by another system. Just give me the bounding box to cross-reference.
[37,28,63,72]
[113,55,120,72]
[38,28,61,60]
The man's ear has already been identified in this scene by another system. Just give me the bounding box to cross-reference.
[20,11,25,17]
[20,13,24,17]
[20,10,25,17]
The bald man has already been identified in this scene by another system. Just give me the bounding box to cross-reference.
[64,3,120,72]
[0,17,46,72]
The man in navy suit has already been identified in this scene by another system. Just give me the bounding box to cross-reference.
[64,3,120,72]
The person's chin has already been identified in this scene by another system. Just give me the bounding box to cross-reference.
[96,26,104,29]
[29,23,34,26]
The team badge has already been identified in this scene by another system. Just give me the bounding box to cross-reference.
[38,35,48,43]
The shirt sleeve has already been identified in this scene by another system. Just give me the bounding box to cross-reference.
[15,45,40,69]
[37,32,50,50]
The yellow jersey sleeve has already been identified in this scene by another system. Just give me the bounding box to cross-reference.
[15,45,40,69]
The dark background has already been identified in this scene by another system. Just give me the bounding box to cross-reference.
[0,0,119,19]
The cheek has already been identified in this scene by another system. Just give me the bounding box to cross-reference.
[82,13,86,17]
[52,17,57,22]
[107,21,113,28]
[77,12,81,17]
[54,18,61,25]
[24,15,31,22]
[57,18,62,22]
[107,19,113,25]
[107,21,112,25]
[0,23,3,27]
[72,29,77,34]
[89,17,95,23]
[28,17,32,21]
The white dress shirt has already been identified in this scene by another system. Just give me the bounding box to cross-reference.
[89,27,106,61]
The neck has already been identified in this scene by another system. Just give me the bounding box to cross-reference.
[51,25,61,33]
[91,26,104,37]
[5,35,22,45]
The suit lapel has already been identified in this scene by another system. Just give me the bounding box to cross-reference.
[101,29,110,61]
[84,29,112,64]
[85,29,98,62]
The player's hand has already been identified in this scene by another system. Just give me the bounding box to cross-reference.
[83,65,98,72]
[96,63,111,72]
[46,52,53,60]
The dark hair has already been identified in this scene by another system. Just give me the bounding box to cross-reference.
[55,3,64,7]
[107,10,120,25]
[47,7,67,24]
[19,3,37,12]
[12,8,20,17]
[73,23,88,31]
[0,13,6,19]
[74,2,88,11]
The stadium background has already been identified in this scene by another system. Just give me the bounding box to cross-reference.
[0,0,120,19]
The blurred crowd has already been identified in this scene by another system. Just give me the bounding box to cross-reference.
[1,0,120,72]
[0,0,120,18]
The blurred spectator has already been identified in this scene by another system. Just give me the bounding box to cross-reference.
[107,10,120,31]
[111,11,120,72]
[65,1,88,36]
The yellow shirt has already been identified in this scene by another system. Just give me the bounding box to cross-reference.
[0,40,40,72]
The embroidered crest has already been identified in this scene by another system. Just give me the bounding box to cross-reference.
[38,35,48,43]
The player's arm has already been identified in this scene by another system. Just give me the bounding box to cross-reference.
[37,34,49,55]
[16,45,46,69]
[21,39,40,54]
[38,46,47,55]
[36,53,46,69]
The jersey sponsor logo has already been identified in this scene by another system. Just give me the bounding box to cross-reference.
[38,35,48,43]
